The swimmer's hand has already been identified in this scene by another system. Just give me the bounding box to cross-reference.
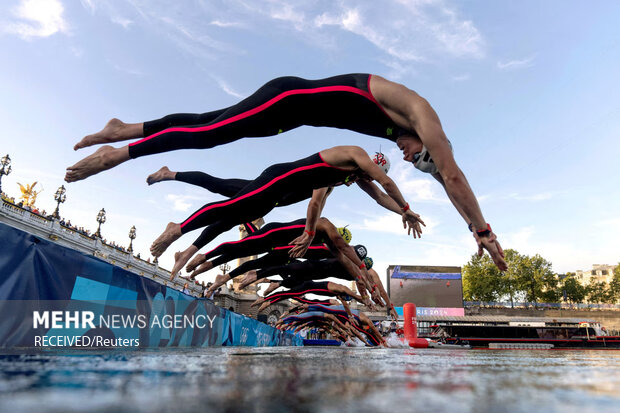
[402,210,425,238]
[389,307,399,321]
[363,297,376,311]
[288,230,314,258]
[473,230,508,271]
[371,289,384,306]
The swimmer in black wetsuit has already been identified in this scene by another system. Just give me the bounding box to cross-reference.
[193,217,379,306]
[66,73,507,272]
[243,255,397,319]
[151,145,424,282]
[253,281,365,312]
[241,257,359,294]
[146,167,310,209]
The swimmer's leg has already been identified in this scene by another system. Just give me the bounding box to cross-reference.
[147,166,176,186]
[74,119,143,151]
[262,281,281,296]
[151,222,183,258]
[175,172,250,197]
[75,109,227,151]
[65,145,130,183]
[204,273,230,297]
[168,245,200,281]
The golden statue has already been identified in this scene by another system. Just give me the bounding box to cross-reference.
[18,181,42,208]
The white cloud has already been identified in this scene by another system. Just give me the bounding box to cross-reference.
[313,0,484,61]
[209,20,243,28]
[80,0,95,14]
[211,76,246,99]
[5,0,69,39]
[165,194,204,212]
[111,15,133,29]
[356,211,438,236]
[497,55,536,70]
[452,73,470,82]
[389,149,448,204]
[72,1,484,72]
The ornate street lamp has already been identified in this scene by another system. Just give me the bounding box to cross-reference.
[128,225,136,252]
[52,185,66,219]
[219,263,230,275]
[94,208,106,238]
[0,154,12,194]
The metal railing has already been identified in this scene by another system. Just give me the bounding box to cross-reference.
[464,301,620,310]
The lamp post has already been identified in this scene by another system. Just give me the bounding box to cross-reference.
[95,208,106,238]
[52,185,66,219]
[219,263,230,275]
[128,225,136,252]
[0,154,12,195]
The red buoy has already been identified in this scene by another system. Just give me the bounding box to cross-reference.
[403,303,428,348]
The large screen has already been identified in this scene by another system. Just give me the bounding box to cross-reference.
[388,265,463,309]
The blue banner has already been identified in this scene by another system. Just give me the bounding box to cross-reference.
[0,222,302,349]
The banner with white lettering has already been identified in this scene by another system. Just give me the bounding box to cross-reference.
[0,222,301,349]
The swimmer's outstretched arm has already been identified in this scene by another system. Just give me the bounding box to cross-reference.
[327,283,366,307]
[431,172,506,268]
[368,268,398,320]
[316,217,379,303]
[359,312,386,345]
[288,188,330,258]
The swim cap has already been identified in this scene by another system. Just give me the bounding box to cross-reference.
[363,257,374,270]
[353,244,367,260]
[413,140,453,174]
[337,226,352,244]
[372,152,390,174]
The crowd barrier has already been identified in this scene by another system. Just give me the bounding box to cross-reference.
[0,222,302,349]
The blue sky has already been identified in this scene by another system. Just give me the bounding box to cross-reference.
[1,0,619,284]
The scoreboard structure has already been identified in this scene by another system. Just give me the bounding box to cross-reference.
[387,265,464,317]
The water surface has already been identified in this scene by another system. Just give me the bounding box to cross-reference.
[1,347,619,413]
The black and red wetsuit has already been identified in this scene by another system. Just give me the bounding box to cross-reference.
[201,218,334,278]
[174,171,311,210]
[129,74,407,159]
[263,281,334,305]
[257,258,354,289]
[180,153,351,249]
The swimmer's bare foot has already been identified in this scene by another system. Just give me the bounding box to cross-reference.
[147,166,176,186]
[250,297,265,308]
[150,222,182,257]
[74,118,143,151]
[257,301,270,313]
[65,145,130,182]
[169,247,198,281]
[263,282,280,296]
[204,273,229,296]
[189,262,212,280]
[186,255,208,273]
[238,270,258,289]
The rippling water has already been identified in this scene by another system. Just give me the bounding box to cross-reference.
[1,348,619,413]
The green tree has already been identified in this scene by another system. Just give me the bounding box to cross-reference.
[561,275,586,305]
[609,263,620,304]
[501,249,526,307]
[586,280,610,304]
[462,253,503,302]
[514,254,554,306]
